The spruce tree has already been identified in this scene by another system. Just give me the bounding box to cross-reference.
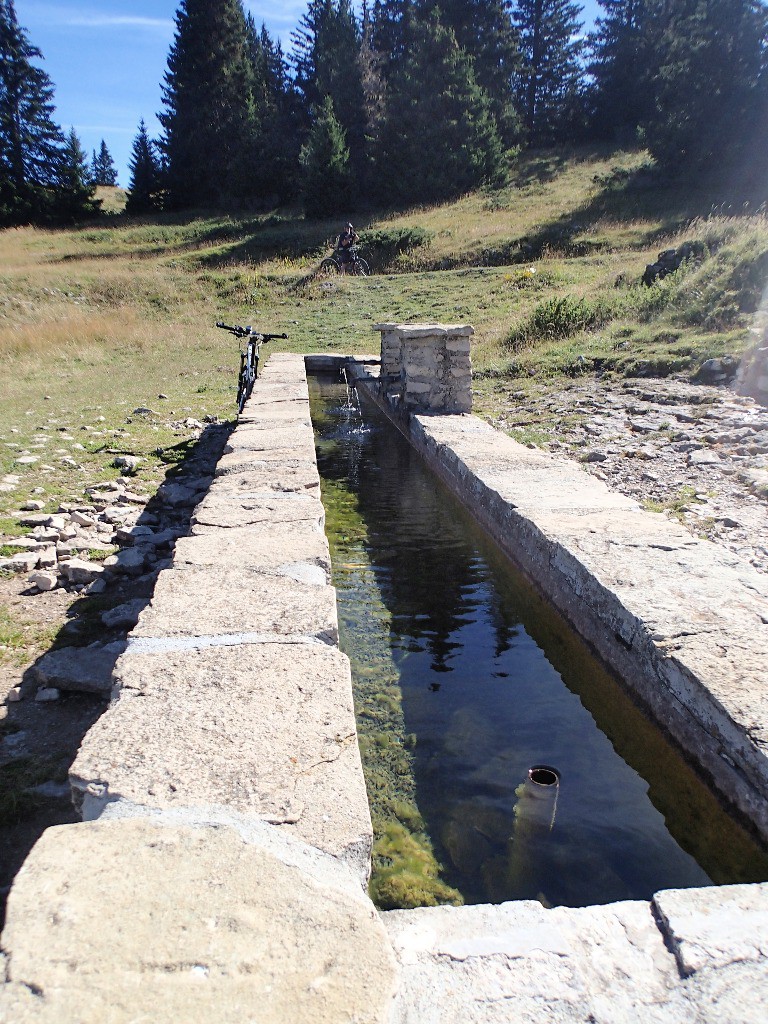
[299,94,351,218]
[0,0,64,224]
[246,15,301,201]
[588,0,656,141]
[513,0,586,143]
[375,11,507,206]
[159,0,258,208]
[291,0,367,171]
[359,2,387,174]
[640,0,768,175]
[90,139,118,186]
[54,127,98,221]
[126,119,162,214]
[370,0,414,72]
[419,0,524,145]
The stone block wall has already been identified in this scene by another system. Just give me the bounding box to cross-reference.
[379,326,403,379]
[373,323,473,413]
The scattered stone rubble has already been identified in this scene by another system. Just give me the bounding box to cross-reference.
[0,427,228,703]
[1,469,214,594]
[490,377,768,575]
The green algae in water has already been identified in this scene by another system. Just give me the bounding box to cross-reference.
[317,431,462,908]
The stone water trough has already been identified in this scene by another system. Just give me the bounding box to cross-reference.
[1,327,767,1023]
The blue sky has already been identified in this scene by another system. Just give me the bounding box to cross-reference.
[15,0,601,187]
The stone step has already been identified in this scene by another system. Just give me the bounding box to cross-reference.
[0,819,394,1024]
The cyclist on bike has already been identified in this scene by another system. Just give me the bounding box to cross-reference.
[336,222,359,267]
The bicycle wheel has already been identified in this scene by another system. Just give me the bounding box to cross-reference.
[319,257,340,277]
[351,257,369,277]
[236,353,249,414]
[237,350,255,414]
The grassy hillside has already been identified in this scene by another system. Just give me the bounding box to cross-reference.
[1,143,767,528]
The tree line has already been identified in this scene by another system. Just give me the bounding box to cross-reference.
[2,0,768,226]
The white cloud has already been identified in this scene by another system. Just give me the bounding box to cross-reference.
[18,3,173,33]
[65,16,173,31]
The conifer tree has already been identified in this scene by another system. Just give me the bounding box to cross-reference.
[419,0,523,145]
[0,0,64,224]
[299,94,351,217]
[159,0,258,208]
[513,0,586,143]
[358,2,387,173]
[640,0,768,175]
[246,15,301,201]
[370,0,414,73]
[292,0,367,170]
[54,127,98,221]
[126,119,162,214]
[90,139,118,186]
[587,0,655,141]
[375,11,507,206]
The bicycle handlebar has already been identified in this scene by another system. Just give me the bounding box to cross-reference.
[216,321,287,342]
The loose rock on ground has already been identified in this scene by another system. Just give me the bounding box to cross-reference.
[488,377,768,574]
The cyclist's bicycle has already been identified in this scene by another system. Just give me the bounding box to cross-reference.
[216,321,288,414]
[319,245,369,277]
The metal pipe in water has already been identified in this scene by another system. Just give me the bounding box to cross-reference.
[503,765,561,901]
[516,765,560,831]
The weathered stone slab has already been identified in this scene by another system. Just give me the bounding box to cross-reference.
[215,449,319,475]
[383,899,681,1024]
[261,352,307,368]
[132,564,338,642]
[223,423,316,454]
[70,644,372,867]
[0,819,395,1024]
[218,449,318,479]
[242,384,309,405]
[211,462,321,496]
[255,360,310,387]
[237,403,313,426]
[174,523,331,581]
[192,489,324,530]
[382,890,768,1024]
[373,322,474,339]
[653,882,768,976]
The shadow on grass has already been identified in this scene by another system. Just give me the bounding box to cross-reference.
[510,145,609,188]
[510,160,768,264]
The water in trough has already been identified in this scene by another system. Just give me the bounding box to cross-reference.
[310,373,768,910]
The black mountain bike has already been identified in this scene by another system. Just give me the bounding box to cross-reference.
[216,322,287,414]
[319,245,369,277]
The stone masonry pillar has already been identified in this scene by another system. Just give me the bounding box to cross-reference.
[379,325,403,379]
[373,323,473,414]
